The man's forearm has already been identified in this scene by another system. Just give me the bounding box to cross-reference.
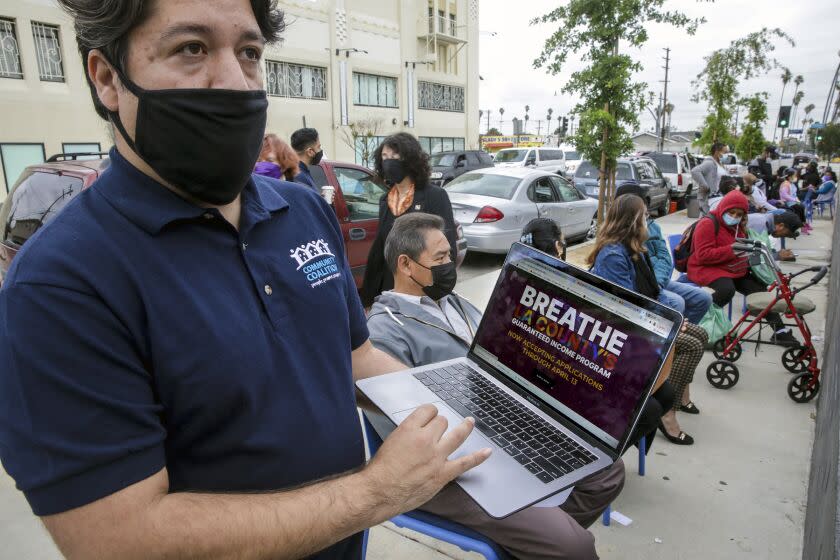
[47,468,394,560]
[352,340,407,381]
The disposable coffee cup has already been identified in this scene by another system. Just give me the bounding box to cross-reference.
[321,185,335,205]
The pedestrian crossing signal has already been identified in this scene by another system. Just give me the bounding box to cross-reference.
[778,106,791,128]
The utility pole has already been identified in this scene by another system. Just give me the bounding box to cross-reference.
[536,120,543,136]
[658,47,671,152]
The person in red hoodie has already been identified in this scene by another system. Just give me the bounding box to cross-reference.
[687,190,797,346]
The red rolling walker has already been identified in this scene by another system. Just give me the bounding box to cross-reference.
[705,238,829,403]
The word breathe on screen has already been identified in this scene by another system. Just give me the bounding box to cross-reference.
[516,285,628,376]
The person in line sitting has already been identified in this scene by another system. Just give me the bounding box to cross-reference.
[587,194,708,446]
[709,176,741,212]
[687,190,798,346]
[367,213,625,560]
[778,168,808,231]
[616,184,712,325]
[519,217,678,456]
[254,133,300,181]
[814,169,837,211]
[741,173,784,215]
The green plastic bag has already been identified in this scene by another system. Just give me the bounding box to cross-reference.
[747,229,777,286]
[699,304,733,344]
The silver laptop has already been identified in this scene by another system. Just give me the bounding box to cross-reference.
[357,242,683,519]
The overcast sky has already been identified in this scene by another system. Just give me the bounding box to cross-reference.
[478,0,839,141]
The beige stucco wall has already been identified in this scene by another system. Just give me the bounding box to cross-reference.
[0,0,479,202]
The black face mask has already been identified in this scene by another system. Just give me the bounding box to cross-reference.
[109,67,268,205]
[310,149,324,166]
[382,159,408,186]
[411,259,457,301]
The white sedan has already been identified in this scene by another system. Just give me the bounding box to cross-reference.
[444,168,599,254]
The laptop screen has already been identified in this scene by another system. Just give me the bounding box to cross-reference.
[470,243,679,451]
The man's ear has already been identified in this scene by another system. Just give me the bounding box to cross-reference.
[396,254,413,278]
[87,49,121,114]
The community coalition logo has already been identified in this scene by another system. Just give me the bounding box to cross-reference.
[290,239,341,288]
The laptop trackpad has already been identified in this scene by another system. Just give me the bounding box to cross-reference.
[393,403,490,461]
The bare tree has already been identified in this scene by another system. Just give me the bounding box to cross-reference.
[339,117,384,168]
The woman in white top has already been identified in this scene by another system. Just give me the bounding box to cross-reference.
[690,142,729,217]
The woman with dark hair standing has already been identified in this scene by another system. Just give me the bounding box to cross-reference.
[691,142,730,217]
[519,218,566,260]
[360,133,458,308]
[588,194,708,446]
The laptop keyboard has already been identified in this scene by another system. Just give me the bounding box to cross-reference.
[413,363,598,484]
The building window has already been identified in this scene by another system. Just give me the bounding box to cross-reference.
[419,137,465,155]
[1,143,45,194]
[418,81,464,113]
[353,73,397,108]
[31,22,64,82]
[0,18,23,79]
[62,143,102,160]
[266,60,326,100]
[354,135,386,168]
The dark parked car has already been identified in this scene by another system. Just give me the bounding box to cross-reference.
[1,155,467,288]
[429,150,494,188]
[572,156,671,216]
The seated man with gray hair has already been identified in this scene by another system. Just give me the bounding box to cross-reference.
[367,212,625,560]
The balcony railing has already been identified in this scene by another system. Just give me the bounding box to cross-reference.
[425,15,463,39]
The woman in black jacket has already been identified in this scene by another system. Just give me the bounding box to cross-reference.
[360,133,457,307]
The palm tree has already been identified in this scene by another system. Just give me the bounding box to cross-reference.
[499,107,505,133]
[791,90,805,128]
[775,68,792,142]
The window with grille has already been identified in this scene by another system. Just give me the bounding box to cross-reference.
[266,60,326,100]
[353,72,397,108]
[418,81,464,113]
[0,18,23,79]
[31,22,64,82]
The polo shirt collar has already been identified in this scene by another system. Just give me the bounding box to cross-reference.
[96,148,288,235]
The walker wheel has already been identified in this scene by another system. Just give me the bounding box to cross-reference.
[713,339,743,361]
[788,373,820,403]
[782,347,810,374]
[706,360,740,389]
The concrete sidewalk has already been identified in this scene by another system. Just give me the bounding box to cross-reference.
[0,211,832,559]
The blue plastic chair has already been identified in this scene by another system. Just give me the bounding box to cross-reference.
[813,187,836,219]
[361,414,512,560]
[601,435,645,526]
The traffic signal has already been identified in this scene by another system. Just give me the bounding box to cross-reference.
[778,106,791,129]
[562,116,569,134]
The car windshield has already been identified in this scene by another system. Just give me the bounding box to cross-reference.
[646,153,677,173]
[564,151,580,160]
[494,149,528,163]
[617,163,633,180]
[430,153,457,167]
[445,173,520,199]
[575,161,598,178]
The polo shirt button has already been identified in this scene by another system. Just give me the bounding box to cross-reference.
[264,284,273,296]
[242,242,248,251]
[203,213,214,220]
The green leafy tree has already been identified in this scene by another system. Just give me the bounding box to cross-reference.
[485,127,502,136]
[735,93,768,161]
[817,123,840,159]
[693,28,794,154]
[532,0,703,223]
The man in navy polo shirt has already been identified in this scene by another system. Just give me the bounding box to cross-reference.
[291,127,322,191]
[0,1,490,558]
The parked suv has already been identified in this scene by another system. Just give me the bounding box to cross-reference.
[429,150,494,188]
[720,154,748,177]
[640,151,694,208]
[572,156,671,216]
[493,147,567,175]
[1,155,467,288]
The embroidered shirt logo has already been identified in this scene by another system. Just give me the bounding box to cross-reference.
[290,239,340,289]
[290,239,334,270]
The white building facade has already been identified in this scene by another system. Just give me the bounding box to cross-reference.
[0,0,480,199]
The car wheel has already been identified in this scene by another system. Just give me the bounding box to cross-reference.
[586,215,598,240]
[658,193,671,217]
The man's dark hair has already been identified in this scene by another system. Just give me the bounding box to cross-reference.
[373,133,431,189]
[710,142,727,156]
[290,128,320,153]
[384,213,444,274]
[57,0,285,120]
[774,211,802,236]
